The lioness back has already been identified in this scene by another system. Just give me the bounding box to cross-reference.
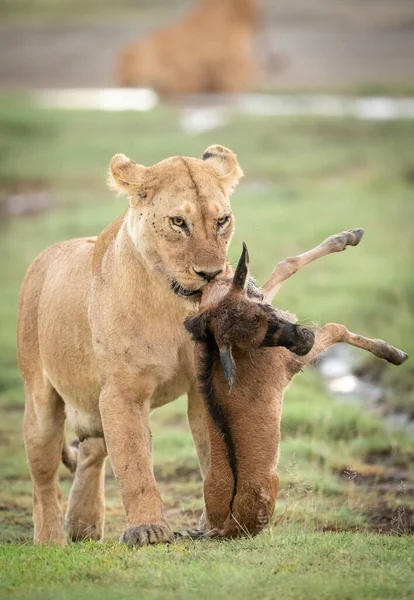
[18,237,100,408]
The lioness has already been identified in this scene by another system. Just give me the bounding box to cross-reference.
[17,145,243,546]
[117,0,258,93]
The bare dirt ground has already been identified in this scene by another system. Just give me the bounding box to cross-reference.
[1,0,414,90]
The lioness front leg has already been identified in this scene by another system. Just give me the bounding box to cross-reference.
[99,383,173,546]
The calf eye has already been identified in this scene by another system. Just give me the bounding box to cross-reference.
[217,216,229,227]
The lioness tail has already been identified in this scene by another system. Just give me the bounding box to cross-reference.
[61,437,79,473]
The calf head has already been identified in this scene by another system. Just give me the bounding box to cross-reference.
[185,243,315,389]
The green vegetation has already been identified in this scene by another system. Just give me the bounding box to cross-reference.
[0,0,187,25]
[1,534,413,600]
[0,95,413,598]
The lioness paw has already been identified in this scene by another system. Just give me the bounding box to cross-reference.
[120,523,174,546]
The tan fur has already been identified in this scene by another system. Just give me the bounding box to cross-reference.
[117,0,258,94]
[190,230,408,537]
[65,438,107,541]
[17,145,243,546]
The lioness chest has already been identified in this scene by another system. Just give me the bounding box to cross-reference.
[150,341,195,408]
[65,336,195,439]
[31,238,196,439]
[63,307,195,438]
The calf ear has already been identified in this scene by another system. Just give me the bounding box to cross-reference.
[202,145,243,194]
[184,313,209,342]
[108,154,147,200]
[219,344,236,391]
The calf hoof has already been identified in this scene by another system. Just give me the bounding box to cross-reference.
[327,228,365,251]
[120,523,174,546]
[345,228,365,247]
[374,341,408,366]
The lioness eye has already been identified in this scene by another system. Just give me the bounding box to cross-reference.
[217,216,229,226]
[171,217,185,227]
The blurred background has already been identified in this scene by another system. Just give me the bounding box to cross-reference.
[2,0,414,91]
[0,0,413,543]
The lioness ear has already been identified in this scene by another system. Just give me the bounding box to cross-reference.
[108,154,147,197]
[202,145,243,194]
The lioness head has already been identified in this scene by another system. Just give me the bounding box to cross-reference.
[109,145,243,297]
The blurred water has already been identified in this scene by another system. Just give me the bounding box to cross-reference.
[316,344,414,434]
[35,88,158,111]
[34,90,414,135]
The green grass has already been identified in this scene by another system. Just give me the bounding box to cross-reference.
[0,0,182,25]
[1,534,413,600]
[0,95,413,598]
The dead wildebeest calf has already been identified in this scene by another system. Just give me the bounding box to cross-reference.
[185,229,408,538]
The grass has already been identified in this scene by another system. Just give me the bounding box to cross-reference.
[1,534,413,600]
[0,95,413,598]
[0,0,190,25]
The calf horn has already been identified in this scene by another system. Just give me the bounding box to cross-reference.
[232,242,249,293]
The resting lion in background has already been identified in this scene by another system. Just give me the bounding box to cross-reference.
[17,145,243,546]
[117,0,258,93]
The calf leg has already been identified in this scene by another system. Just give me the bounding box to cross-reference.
[298,323,408,368]
[262,228,364,303]
[65,438,107,541]
[23,381,67,546]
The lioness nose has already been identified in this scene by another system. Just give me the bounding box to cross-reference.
[193,268,223,282]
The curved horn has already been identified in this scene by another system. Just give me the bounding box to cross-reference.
[232,243,249,293]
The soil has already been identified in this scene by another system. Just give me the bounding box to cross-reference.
[368,504,414,535]
[337,450,414,535]
[0,180,54,220]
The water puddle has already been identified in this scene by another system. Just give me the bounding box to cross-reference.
[316,344,414,434]
[178,94,414,133]
[35,88,158,112]
[33,89,414,135]
[0,181,55,220]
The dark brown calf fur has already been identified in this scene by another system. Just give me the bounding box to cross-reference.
[186,244,315,389]
[185,230,408,538]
